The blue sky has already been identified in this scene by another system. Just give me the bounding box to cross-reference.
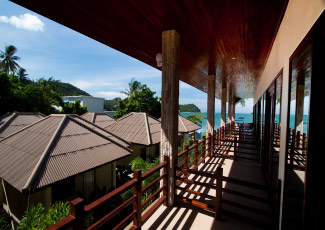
[0,0,253,113]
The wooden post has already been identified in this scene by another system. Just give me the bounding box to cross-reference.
[207,74,216,154]
[290,130,296,168]
[234,136,237,161]
[184,145,188,179]
[163,155,168,206]
[160,29,180,207]
[215,167,223,220]
[194,140,198,168]
[221,87,227,128]
[71,198,85,230]
[217,129,220,148]
[296,131,301,148]
[202,136,206,162]
[133,169,142,229]
[207,133,211,158]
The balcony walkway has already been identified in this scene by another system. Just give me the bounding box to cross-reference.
[142,129,274,230]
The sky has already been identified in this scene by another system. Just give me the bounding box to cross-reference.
[0,0,253,113]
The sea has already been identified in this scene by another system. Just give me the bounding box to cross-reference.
[106,111,308,135]
[180,112,252,135]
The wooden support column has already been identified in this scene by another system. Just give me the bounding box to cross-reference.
[160,29,180,207]
[231,95,236,123]
[207,74,216,154]
[221,87,227,127]
[228,87,233,124]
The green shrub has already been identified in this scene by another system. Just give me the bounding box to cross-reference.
[18,202,70,230]
[0,212,11,230]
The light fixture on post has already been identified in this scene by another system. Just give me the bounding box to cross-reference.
[156,53,162,67]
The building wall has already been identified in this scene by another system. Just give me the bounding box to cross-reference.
[1,179,51,220]
[62,96,104,112]
[83,97,104,112]
[253,1,325,228]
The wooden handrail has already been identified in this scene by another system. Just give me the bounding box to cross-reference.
[85,179,137,213]
[141,161,167,180]
[48,156,169,230]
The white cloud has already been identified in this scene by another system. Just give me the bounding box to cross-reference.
[95,91,127,99]
[0,13,44,32]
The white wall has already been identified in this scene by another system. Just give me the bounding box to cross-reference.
[83,97,104,112]
[253,1,325,228]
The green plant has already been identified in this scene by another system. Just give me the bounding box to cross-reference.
[0,212,11,230]
[121,157,160,208]
[18,202,70,230]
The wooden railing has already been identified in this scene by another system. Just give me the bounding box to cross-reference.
[287,128,307,170]
[47,156,169,230]
[213,123,238,160]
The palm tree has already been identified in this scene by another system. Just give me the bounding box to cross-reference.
[17,67,29,82]
[121,78,141,97]
[0,45,21,74]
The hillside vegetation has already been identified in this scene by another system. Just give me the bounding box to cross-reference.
[179,103,201,112]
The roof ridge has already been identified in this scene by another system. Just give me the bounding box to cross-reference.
[69,114,130,146]
[68,115,132,153]
[144,113,152,145]
[92,113,96,123]
[0,112,16,132]
[115,112,134,122]
[179,115,188,132]
[0,115,50,143]
[22,115,68,192]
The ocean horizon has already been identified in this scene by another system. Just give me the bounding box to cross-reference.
[180,112,253,134]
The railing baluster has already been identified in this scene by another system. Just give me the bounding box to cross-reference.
[290,129,296,168]
[133,169,142,229]
[184,145,189,179]
[207,133,211,158]
[194,140,198,168]
[163,155,168,206]
[234,136,237,161]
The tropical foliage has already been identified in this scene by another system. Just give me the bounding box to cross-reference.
[121,157,160,208]
[104,97,120,111]
[17,202,70,230]
[121,78,141,97]
[61,99,88,115]
[0,212,11,230]
[114,79,161,119]
[0,45,20,74]
[186,114,204,125]
[179,103,201,112]
[0,73,63,115]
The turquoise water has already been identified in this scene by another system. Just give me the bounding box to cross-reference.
[180,112,253,134]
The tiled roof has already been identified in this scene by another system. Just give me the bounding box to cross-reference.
[81,112,116,128]
[106,112,161,146]
[69,115,130,149]
[0,114,131,193]
[178,115,202,133]
[158,115,202,133]
[0,112,46,139]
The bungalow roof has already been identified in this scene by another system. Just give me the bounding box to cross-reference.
[158,115,201,133]
[0,114,132,193]
[81,112,116,128]
[106,112,161,146]
[0,112,46,139]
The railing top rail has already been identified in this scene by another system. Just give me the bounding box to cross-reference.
[85,178,137,213]
[141,161,167,180]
